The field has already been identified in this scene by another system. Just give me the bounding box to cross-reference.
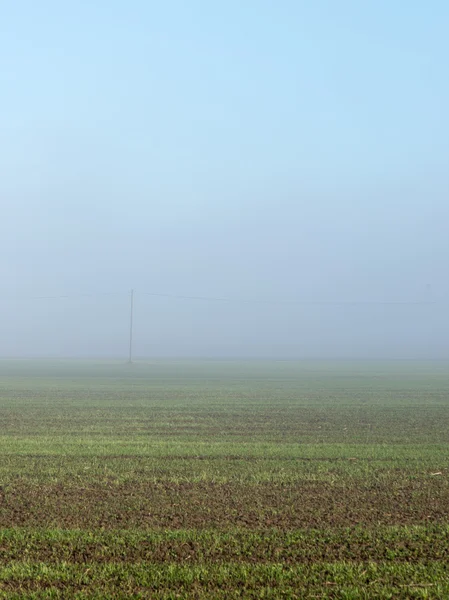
[1,359,449,598]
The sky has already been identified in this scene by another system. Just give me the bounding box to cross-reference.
[1,0,449,358]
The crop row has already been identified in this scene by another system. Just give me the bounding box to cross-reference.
[1,525,449,564]
[1,561,449,599]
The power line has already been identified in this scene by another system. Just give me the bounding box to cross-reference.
[27,292,125,300]
[3,288,443,362]
[138,291,437,306]
[10,290,441,306]
[128,289,134,364]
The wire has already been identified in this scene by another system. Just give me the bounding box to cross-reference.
[27,292,126,300]
[10,290,439,306]
[138,291,437,306]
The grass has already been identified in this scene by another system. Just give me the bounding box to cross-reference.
[1,359,449,597]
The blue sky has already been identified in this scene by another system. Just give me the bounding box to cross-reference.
[1,1,448,356]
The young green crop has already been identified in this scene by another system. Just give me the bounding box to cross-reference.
[1,359,449,598]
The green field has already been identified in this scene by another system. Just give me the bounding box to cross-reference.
[1,359,449,598]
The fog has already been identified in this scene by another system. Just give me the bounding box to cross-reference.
[2,1,449,359]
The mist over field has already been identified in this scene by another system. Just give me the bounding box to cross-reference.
[2,292,448,360]
[2,1,449,359]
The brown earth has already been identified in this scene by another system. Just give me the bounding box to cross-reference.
[2,479,449,530]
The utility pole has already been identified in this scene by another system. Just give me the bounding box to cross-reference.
[128,289,134,363]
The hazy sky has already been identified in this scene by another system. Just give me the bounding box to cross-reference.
[2,1,448,358]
